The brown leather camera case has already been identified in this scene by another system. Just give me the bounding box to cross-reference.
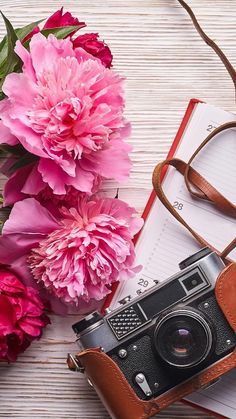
[71,263,236,419]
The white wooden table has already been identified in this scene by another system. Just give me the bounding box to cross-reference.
[0,1,235,417]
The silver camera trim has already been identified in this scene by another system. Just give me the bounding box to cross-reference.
[75,251,225,353]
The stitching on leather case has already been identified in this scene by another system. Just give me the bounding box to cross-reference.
[216,264,236,330]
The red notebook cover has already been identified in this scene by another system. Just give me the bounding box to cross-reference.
[103,98,227,419]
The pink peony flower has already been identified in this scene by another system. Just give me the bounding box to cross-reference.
[0,269,50,362]
[0,33,130,197]
[73,33,113,68]
[0,195,143,306]
[22,8,86,43]
[2,162,101,207]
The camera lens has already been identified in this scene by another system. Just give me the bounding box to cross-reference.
[154,309,213,368]
[171,328,194,355]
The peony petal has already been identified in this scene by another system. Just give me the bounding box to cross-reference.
[0,234,45,265]
[22,26,40,44]
[3,164,35,206]
[15,297,43,319]
[74,46,101,64]
[18,318,42,337]
[0,120,19,145]
[3,198,59,236]
[67,163,95,193]
[10,256,38,287]
[0,115,48,158]
[129,217,144,236]
[37,158,94,194]
[73,33,113,68]
[43,8,65,28]
[82,137,132,181]
[43,7,85,31]
[0,270,25,295]
[14,40,36,81]
[29,33,75,75]
[0,198,59,269]
[0,295,16,334]
[3,72,38,108]
[21,163,45,196]
[37,159,68,194]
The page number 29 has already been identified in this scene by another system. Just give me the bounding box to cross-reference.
[173,201,183,210]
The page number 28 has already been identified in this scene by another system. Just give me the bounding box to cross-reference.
[173,201,183,210]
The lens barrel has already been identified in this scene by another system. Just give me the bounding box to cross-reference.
[154,309,213,369]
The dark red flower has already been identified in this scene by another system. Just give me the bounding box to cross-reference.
[23,26,40,43]
[0,269,50,362]
[73,33,113,68]
[43,7,85,30]
[22,8,86,43]
[21,10,112,68]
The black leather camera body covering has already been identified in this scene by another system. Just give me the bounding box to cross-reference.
[109,289,236,400]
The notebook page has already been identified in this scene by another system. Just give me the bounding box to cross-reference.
[108,102,236,417]
[186,369,236,418]
[110,102,236,308]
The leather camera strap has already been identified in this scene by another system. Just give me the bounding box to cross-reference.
[177,0,236,94]
[152,1,236,262]
[152,121,236,261]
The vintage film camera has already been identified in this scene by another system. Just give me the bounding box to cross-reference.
[72,248,236,401]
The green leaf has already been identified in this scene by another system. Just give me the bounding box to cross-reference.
[9,152,39,173]
[16,19,43,40]
[0,12,18,52]
[0,24,81,58]
[0,34,7,57]
[0,12,21,88]
[41,25,82,39]
[0,60,22,89]
[0,19,43,70]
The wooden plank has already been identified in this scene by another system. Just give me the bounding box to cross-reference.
[0,1,234,417]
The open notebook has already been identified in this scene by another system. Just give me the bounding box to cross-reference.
[105,100,236,418]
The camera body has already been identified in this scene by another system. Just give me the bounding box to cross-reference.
[72,249,236,401]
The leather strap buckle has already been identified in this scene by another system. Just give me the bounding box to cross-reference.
[67,353,85,373]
